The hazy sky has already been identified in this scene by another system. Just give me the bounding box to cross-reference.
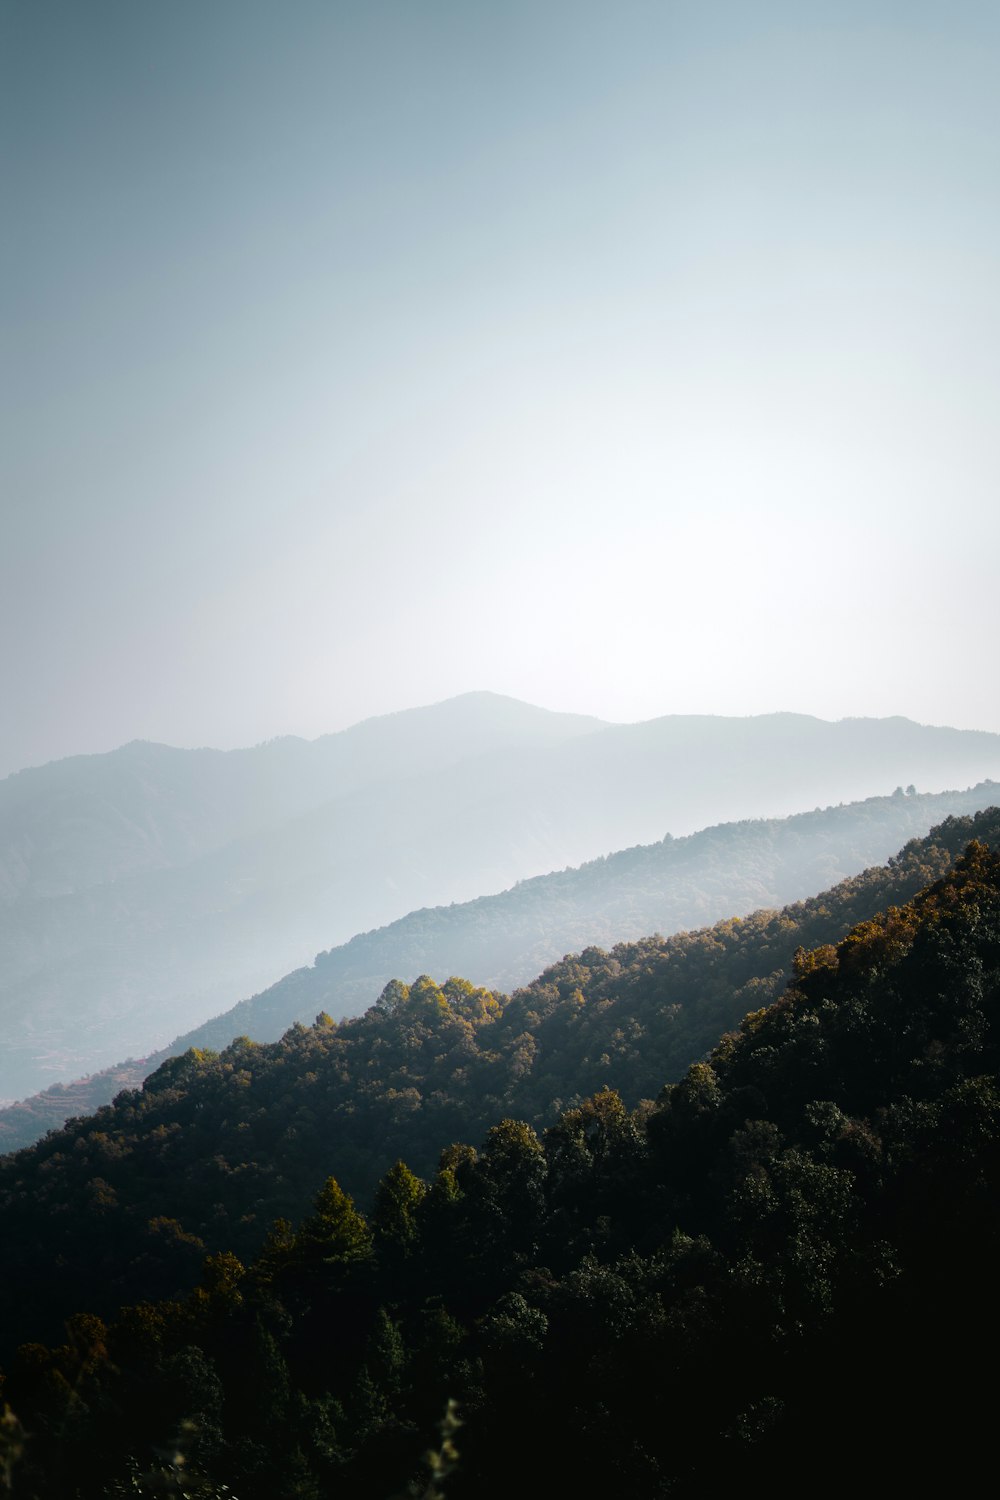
[3,0,998,776]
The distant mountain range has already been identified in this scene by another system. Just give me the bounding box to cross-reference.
[1,691,999,1103]
[1,779,996,1151]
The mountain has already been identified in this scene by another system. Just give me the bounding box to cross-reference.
[0,692,605,1098]
[2,700,998,1101]
[3,779,995,1151]
[168,778,1000,1048]
[4,822,1000,1497]
[0,692,603,900]
[0,804,995,1362]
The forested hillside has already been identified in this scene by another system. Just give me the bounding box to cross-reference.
[4,830,999,1496]
[3,780,994,1150]
[0,807,995,1363]
[161,778,1000,1050]
[3,701,998,1102]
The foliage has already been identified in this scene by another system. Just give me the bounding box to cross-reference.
[0,810,997,1357]
[2,830,1000,1494]
[2,781,995,1150]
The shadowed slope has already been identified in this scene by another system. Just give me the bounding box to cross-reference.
[0,805,996,1356]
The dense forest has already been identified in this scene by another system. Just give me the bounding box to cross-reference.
[2,827,999,1496]
[0,808,995,1363]
[3,781,994,1152]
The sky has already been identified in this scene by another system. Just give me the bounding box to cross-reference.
[2,0,998,777]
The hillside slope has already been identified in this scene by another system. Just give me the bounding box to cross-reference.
[6,827,1000,1498]
[3,780,994,1151]
[0,693,604,1098]
[3,703,998,1101]
[0,805,996,1358]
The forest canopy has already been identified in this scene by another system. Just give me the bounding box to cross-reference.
[3,829,999,1496]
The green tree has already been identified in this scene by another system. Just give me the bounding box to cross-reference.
[372,1161,427,1257]
[293,1178,372,1276]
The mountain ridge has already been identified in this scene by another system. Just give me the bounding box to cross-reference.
[1,803,997,1362]
[2,696,999,1101]
[1,780,996,1149]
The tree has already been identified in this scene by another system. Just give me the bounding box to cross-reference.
[293,1178,372,1276]
[372,1161,427,1258]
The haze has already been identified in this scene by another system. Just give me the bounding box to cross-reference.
[3,0,998,777]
